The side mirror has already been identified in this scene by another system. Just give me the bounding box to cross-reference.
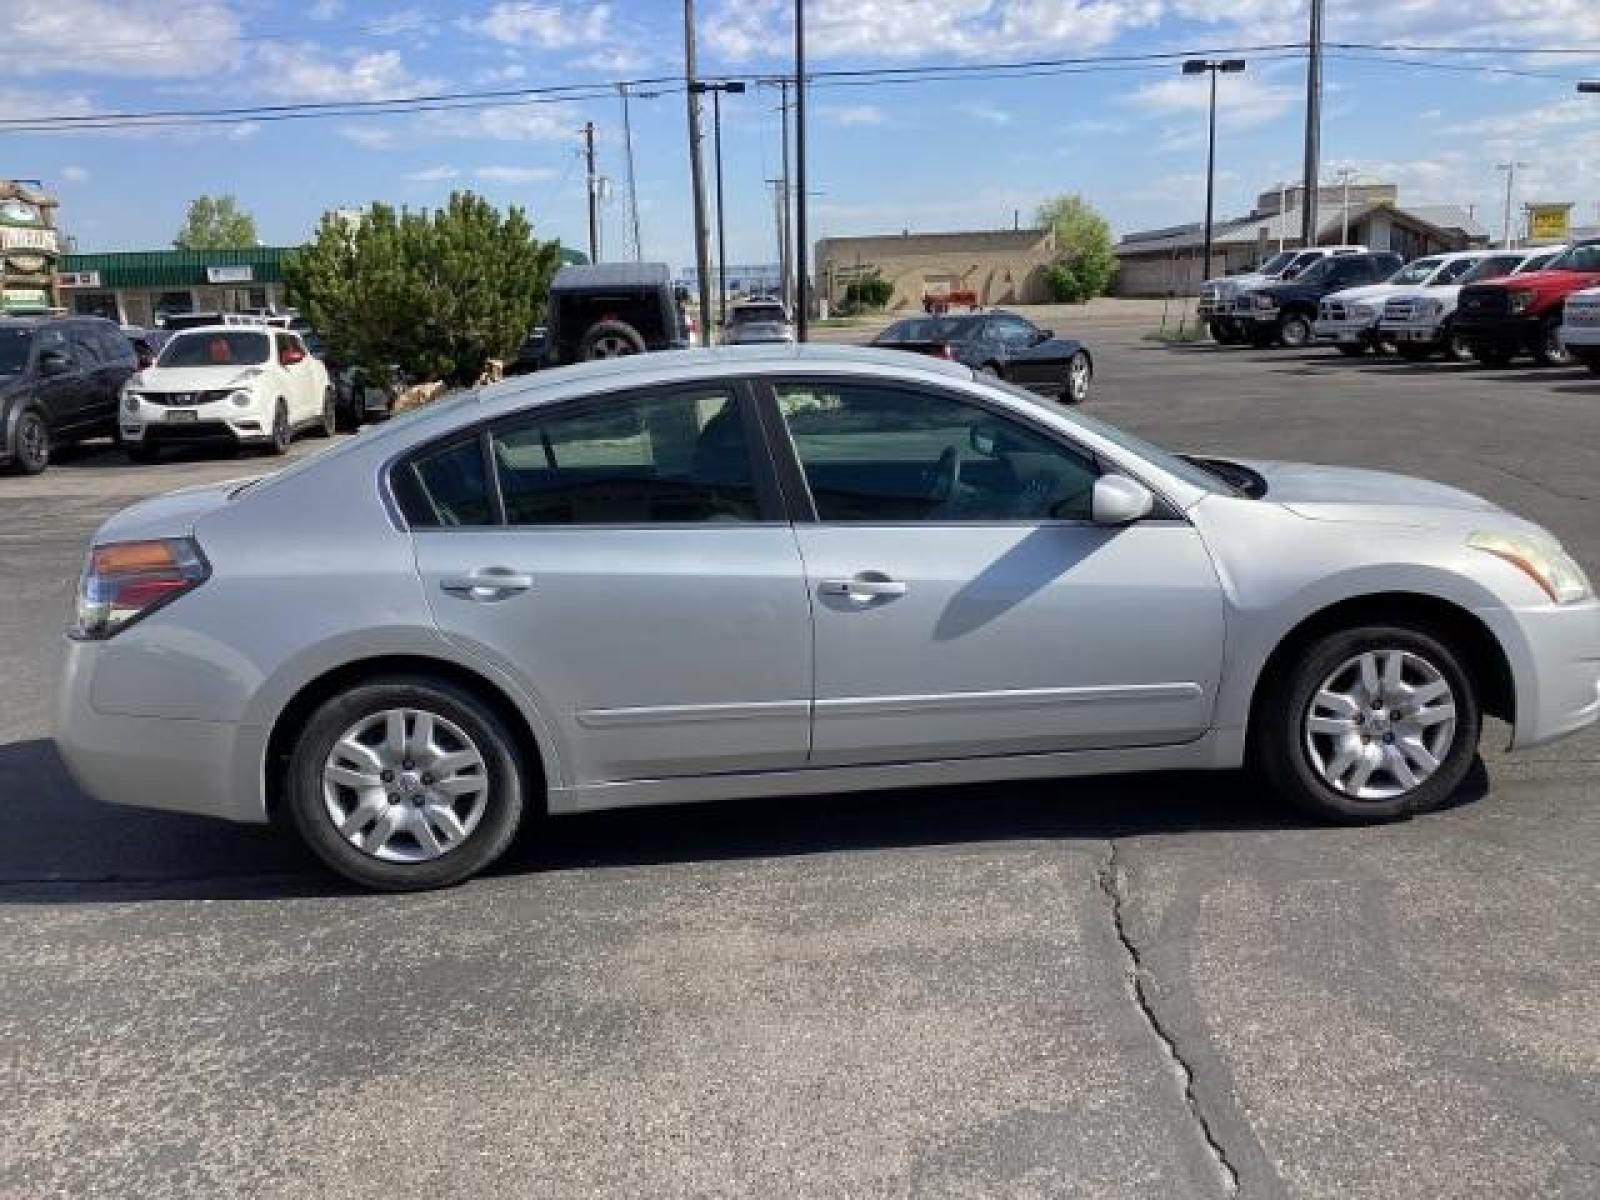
[38,350,71,376]
[1091,474,1155,526]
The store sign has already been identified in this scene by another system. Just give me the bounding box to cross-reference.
[0,226,58,253]
[206,265,254,283]
[2,288,52,312]
[58,269,101,288]
[1527,203,1572,244]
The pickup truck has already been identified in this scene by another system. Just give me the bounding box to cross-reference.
[1453,239,1600,366]
[1242,252,1401,348]
[1312,250,1499,356]
[1378,246,1563,361]
[1559,285,1600,375]
[1198,245,1365,344]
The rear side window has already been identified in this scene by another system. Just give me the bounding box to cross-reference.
[396,438,493,527]
[491,387,758,525]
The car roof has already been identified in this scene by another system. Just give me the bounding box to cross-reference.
[164,324,275,337]
[550,262,672,291]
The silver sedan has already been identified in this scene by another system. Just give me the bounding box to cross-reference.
[57,346,1600,890]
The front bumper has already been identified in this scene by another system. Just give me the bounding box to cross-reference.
[1313,317,1382,345]
[1558,321,1600,350]
[1475,599,1600,750]
[1452,312,1539,350]
[1380,319,1446,345]
[54,638,270,824]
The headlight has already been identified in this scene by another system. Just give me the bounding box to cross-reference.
[1508,291,1533,315]
[1253,294,1277,310]
[1469,530,1593,604]
[229,389,254,408]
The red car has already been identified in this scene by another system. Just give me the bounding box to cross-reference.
[1453,239,1600,366]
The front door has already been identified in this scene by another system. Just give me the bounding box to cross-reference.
[767,378,1226,767]
[408,381,812,786]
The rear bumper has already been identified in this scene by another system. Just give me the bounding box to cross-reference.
[1475,599,1600,750]
[54,638,269,823]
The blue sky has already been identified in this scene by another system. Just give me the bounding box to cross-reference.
[6,0,1598,267]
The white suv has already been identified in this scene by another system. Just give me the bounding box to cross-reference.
[1560,285,1600,376]
[1379,247,1567,362]
[121,326,333,462]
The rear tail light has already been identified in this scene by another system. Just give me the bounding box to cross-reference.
[70,538,209,641]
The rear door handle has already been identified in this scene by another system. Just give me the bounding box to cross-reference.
[819,575,908,599]
[440,568,534,601]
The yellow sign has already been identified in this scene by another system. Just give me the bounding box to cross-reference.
[1527,203,1572,243]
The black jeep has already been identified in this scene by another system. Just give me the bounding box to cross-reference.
[540,263,692,368]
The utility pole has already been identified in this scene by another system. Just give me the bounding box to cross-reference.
[1299,0,1324,247]
[768,179,789,304]
[1183,59,1245,290]
[683,0,713,346]
[1278,180,1287,251]
[778,78,793,313]
[582,120,599,263]
[794,0,809,341]
[1497,161,1528,250]
[689,81,745,333]
[617,84,643,261]
[1333,167,1357,244]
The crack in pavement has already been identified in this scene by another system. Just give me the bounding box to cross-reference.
[1098,840,1242,1198]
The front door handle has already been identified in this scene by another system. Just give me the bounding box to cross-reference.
[440,568,534,601]
[819,574,908,599]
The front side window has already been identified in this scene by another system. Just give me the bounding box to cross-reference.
[1388,258,1444,286]
[988,317,1038,346]
[157,331,271,368]
[0,328,32,375]
[775,382,1099,522]
[492,387,759,525]
[1551,243,1600,272]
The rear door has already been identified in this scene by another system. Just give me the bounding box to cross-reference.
[407,379,813,787]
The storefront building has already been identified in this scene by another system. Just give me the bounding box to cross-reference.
[56,247,293,327]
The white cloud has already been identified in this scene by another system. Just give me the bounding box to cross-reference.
[227,121,261,140]
[2,0,239,77]
[577,46,653,73]
[405,165,460,182]
[366,6,433,36]
[309,0,342,18]
[475,165,560,183]
[422,104,573,142]
[0,88,95,122]
[959,101,1012,126]
[1126,74,1299,131]
[464,2,611,48]
[337,124,400,149]
[251,44,439,102]
[60,165,90,182]
[474,63,528,85]
[823,104,888,127]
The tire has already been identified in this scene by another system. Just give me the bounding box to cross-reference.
[283,676,528,891]
[1258,624,1480,824]
[579,320,647,361]
[1470,343,1513,368]
[316,387,336,438]
[1247,325,1278,349]
[126,442,160,464]
[1395,343,1433,362]
[1278,312,1313,349]
[1208,320,1241,345]
[8,409,50,475]
[1063,351,1092,404]
[266,400,291,456]
[1443,326,1474,363]
[1336,344,1368,358]
[1529,315,1572,367]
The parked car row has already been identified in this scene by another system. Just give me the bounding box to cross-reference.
[1202,239,1600,372]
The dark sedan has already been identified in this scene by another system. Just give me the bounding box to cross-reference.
[871,311,1092,403]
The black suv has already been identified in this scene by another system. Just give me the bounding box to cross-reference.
[541,263,692,367]
[1241,252,1403,348]
[0,316,137,475]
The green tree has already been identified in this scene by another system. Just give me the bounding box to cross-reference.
[843,269,894,312]
[1036,194,1118,303]
[173,194,258,250]
[284,191,563,386]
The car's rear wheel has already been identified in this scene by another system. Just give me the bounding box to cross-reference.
[8,409,50,475]
[1064,351,1092,404]
[1259,625,1479,823]
[285,677,527,891]
[1529,315,1571,367]
[579,320,647,361]
[1278,313,1313,348]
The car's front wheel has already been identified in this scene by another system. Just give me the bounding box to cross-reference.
[8,409,50,475]
[1529,315,1571,367]
[1277,312,1313,348]
[1064,351,1092,404]
[1258,625,1479,823]
[285,677,528,890]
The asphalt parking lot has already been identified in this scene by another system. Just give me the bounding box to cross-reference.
[3,319,1598,1198]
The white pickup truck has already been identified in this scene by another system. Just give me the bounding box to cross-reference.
[1378,246,1568,361]
[1198,245,1365,344]
[1313,250,1511,357]
[1559,284,1600,375]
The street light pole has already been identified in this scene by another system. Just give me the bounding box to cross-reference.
[690,80,746,336]
[794,0,809,342]
[1183,59,1245,292]
[683,0,714,347]
[1497,160,1529,250]
[1300,0,1324,247]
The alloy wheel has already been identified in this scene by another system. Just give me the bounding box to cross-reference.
[1280,315,1312,348]
[1067,354,1091,402]
[591,335,637,358]
[17,413,48,472]
[321,708,490,863]
[1303,649,1457,801]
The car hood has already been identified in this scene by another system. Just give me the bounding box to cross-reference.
[93,476,261,544]
[1238,459,1530,529]
[1324,283,1404,305]
[1205,274,1267,295]
[135,365,267,391]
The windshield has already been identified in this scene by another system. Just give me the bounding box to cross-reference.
[1258,251,1297,275]
[0,327,32,375]
[1548,243,1600,272]
[731,304,787,325]
[157,330,271,368]
[987,377,1238,496]
[1429,259,1481,285]
[1387,258,1444,286]
[1514,253,1558,273]
[1461,255,1522,282]
[1293,258,1335,285]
